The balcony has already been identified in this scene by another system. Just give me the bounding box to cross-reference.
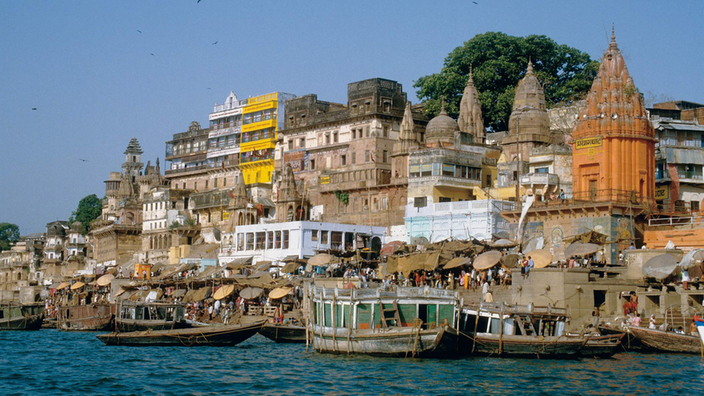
[520,173,559,187]
[408,175,481,189]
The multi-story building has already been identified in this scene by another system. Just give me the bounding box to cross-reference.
[43,221,69,280]
[278,78,428,227]
[652,117,704,212]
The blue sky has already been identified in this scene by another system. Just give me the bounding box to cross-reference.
[1,0,702,234]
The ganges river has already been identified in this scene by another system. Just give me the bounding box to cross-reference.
[1,330,704,395]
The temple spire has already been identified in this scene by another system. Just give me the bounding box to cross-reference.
[393,101,420,154]
[457,65,485,141]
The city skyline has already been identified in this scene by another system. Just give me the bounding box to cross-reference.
[2,0,703,234]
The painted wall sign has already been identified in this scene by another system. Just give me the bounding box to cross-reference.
[575,136,603,149]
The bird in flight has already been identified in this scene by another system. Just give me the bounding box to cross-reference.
[212,41,218,45]
[150,53,155,56]
[137,30,142,33]
[79,158,88,162]
[473,1,478,3]
[32,108,37,110]
[197,0,202,3]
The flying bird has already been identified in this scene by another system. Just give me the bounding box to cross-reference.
[212,41,218,45]
[150,53,155,56]
[137,29,142,33]
[473,1,478,3]
[31,108,37,110]
[79,158,88,162]
[197,0,202,3]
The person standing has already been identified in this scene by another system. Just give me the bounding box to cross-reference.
[463,271,470,290]
[682,268,691,290]
[482,281,489,302]
[649,314,657,329]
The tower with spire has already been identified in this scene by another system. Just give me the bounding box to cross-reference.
[391,101,421,179]
[571,27,655,203]
[457,66,485,142]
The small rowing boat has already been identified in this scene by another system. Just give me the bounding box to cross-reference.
[96,320,265,346]
[627,325,702,354]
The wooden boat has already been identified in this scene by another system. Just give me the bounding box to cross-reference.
[96,320,266,346]
[598,325,647,351]
[458,303,586,359]
[577,334,625,358]
[116,300,190,332]
[57,303,115,331]
[627,325,703,354]
[259,323,307,343]
[695,316,704,346]
[0,303,44,330]
[309,285,460,358]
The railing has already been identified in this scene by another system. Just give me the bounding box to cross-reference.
[571,188,652,205]
[520,173,559,186]
[648,216,698,227]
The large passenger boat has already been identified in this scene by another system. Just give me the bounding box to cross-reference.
[308,285,460,358]
[57,302,115,331]
[115,300,190,332]
[0,302,44,330]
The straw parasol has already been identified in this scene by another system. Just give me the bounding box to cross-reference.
[502,253,522,268]
[269,287,292,300]
[308,253,335,267]
[96,274,114,287]
[491,239,518,248]
[380,240,405,256]
[213,284,235,300]
[240,287,264,300]
[444,257,472,269]
[473,251,502,270]
[70,281,85,290]
[564,242,601,258]
[528,249,553,268]
[643,254,679,280]
[55,282,70,290]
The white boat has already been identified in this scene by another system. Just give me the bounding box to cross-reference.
[695,315,704,346]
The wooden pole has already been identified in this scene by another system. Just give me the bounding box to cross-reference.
[499,304,504,356]
[332,294,337,352]
[347,295,353,355]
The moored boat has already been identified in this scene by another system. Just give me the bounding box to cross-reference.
[308,285,460,358]
[0,303,44,330]
[57,302,115,331]
[695,316,704,346]
[577,334,625,358]
[259,323,307,343]
[116,300,190,332]
[458,303,586,359]
[597,325,647,351]
[96,320,266,346]
[627,325,703,354]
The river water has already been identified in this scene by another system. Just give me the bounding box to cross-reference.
[1,330,703,395]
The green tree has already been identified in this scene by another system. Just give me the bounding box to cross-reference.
[69,194,103,235]
[414,32,599,131]
[0,223,20,251]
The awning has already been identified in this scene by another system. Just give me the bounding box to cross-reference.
[308,253,335,267]
[444,257,472,269]
[529,249,553,268]
[281,261,302,273]
[70,281,85,290]
[55,282,70,290]
[564,242,601,258]
[226,257,253,269]
[255,261,272,271]
[282,255,302,262]
[171,289,187,298]
[269,287,292,300]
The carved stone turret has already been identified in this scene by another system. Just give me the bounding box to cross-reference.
[457,66,485,142]
[393,101,420,155]
[275,164,309,222]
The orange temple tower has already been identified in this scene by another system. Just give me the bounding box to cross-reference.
[571,29,655,204]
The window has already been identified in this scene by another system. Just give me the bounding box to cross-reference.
[325,133,331,145]
[692,201,700,212]
[311,230,318,241]
[310,159,316,170]
[352,130,356,139]
[333,131,338,143]
[267,231,274,249]
[300,138,305,148]
[383,125,389,137]
[214,178,218,188]
[535,167,549,174]
[246,233,254,250]
[282,230,289,249]
[205,180,209,189]
[275,231,281,248]
[341,154,347,166]
[321,230,329,244]
[351,152,356,164]
[365,126,370,137]
[382,150,388,163]
[365,150,370,162]
[288,140,293,150]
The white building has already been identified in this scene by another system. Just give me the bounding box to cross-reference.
[218,221,388,265]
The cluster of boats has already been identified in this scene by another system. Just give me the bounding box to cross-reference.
[3,284,704,359]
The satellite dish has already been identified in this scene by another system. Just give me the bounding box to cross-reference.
[214,227,221,242]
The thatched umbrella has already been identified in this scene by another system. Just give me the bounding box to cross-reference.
[473,251,502,270]
[529,249,553,268]
[564,242,600,258]
[643,254,679,280]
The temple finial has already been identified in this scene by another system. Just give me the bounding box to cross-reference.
[611,24,615,42]
[440,97,446,114]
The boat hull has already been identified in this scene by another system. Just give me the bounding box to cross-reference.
[628,325,703,354]
[0,304,44,331]
[259,324,307,343]
[461,332,586,359]
[577,334,625,358]
[58,303,115,331]
[96,321,265,347]
[116,319,191,333]
[311,325,458,358]
[598,325,647,351]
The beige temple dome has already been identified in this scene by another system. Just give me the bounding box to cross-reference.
[425,102,459,144]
